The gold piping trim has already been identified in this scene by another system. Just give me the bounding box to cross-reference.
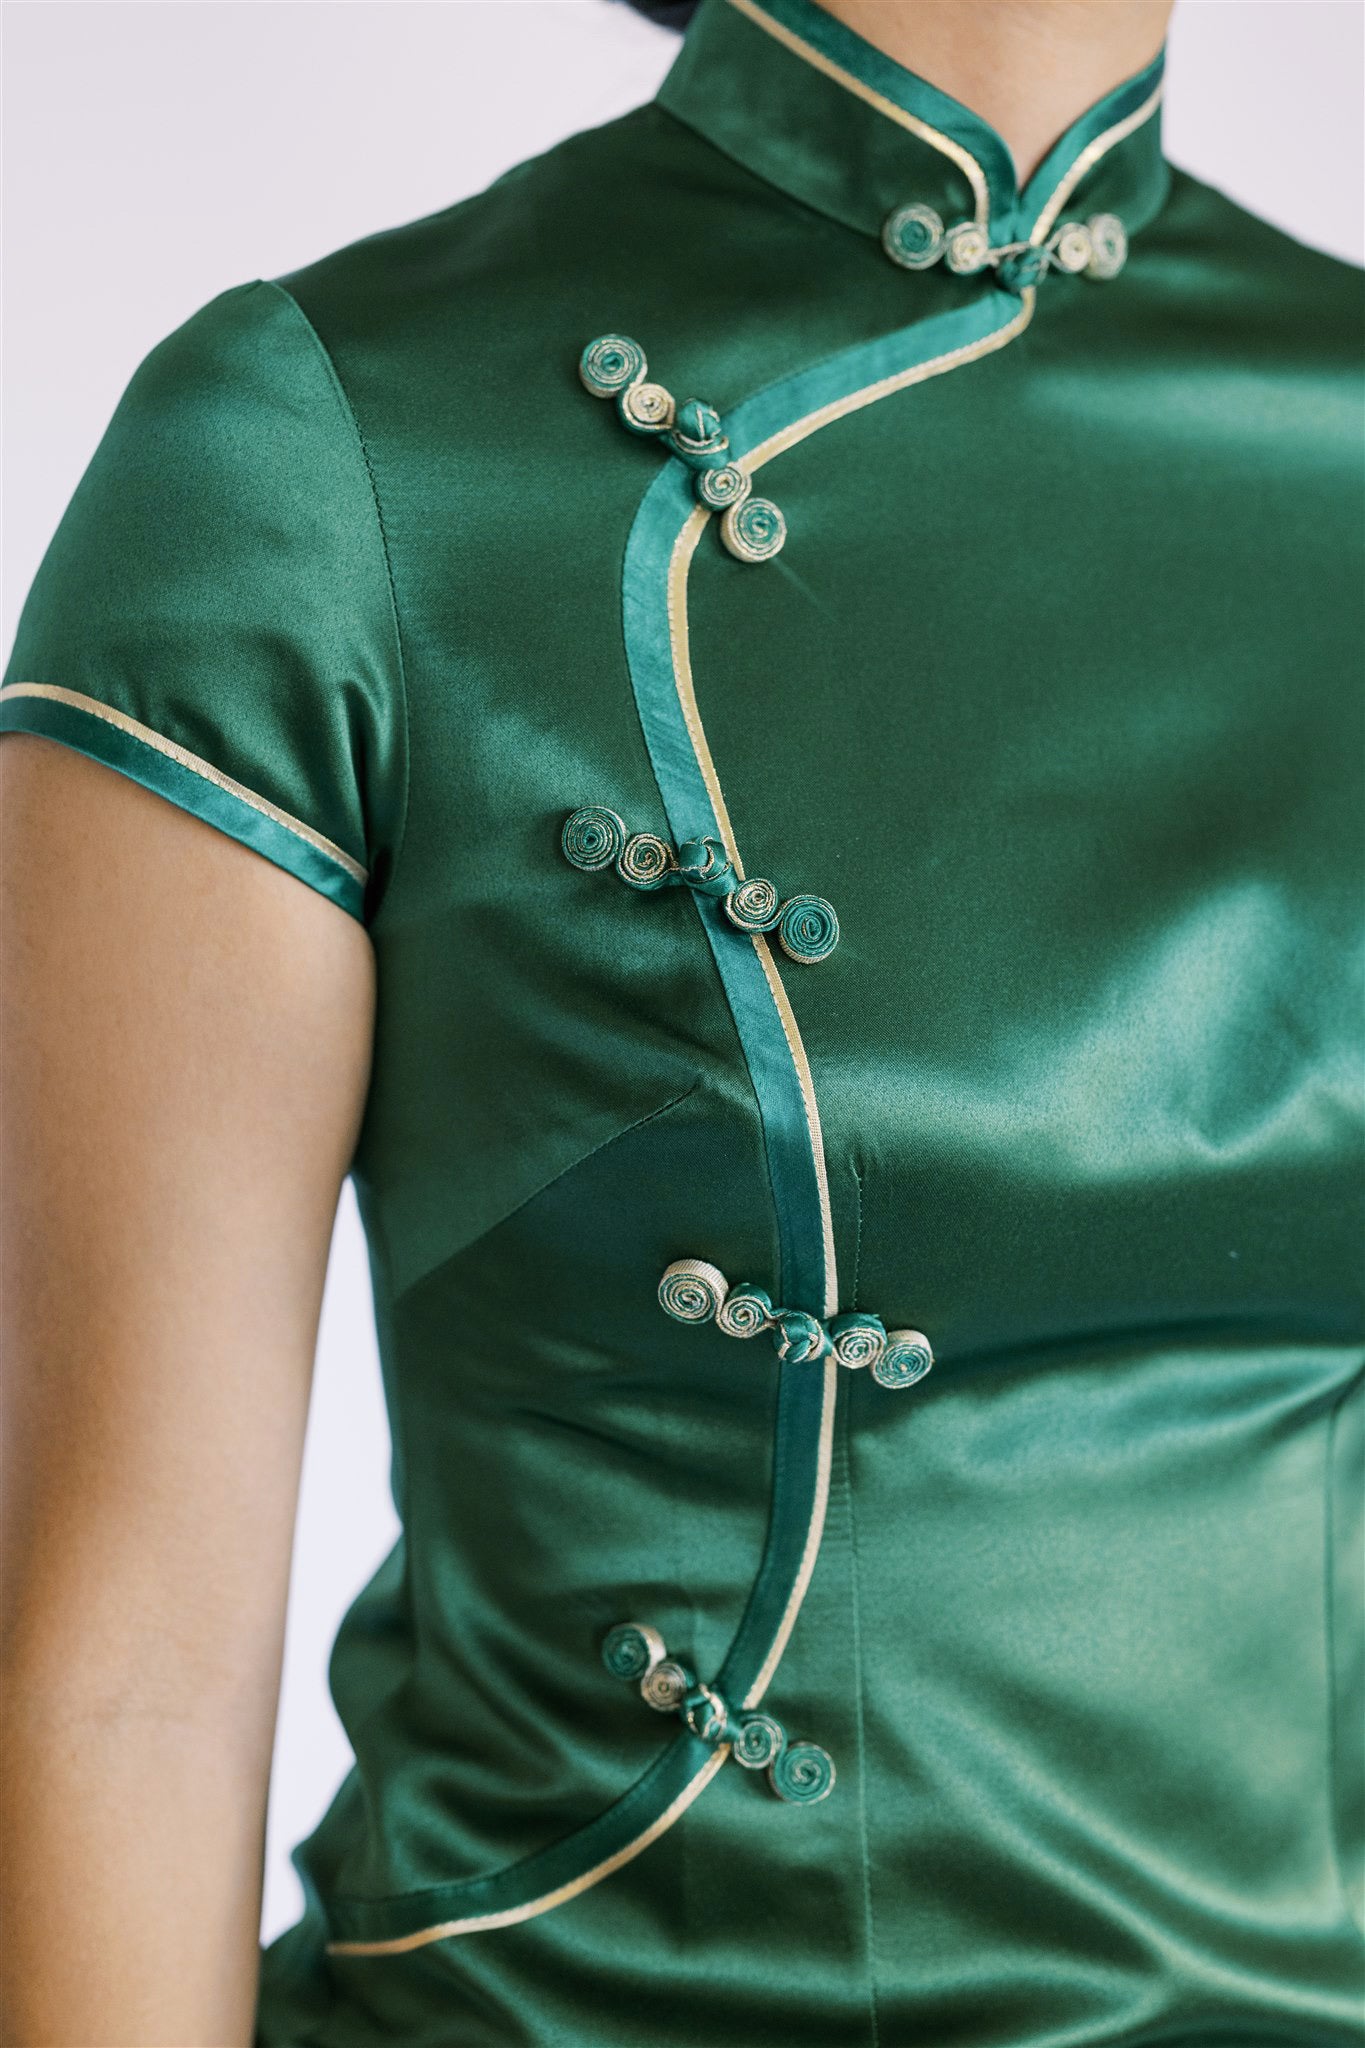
[0,681,368,885]
[325,1747,730,1955]
[745,288,1035,473]
[326,289,1039,1958]
[725,0,991,227]
[744,1357,839,1706]
[681,297,1040,1699]
[664,519,843,1699]
[747,931,839,1304]
[664,509,840,1303]
[1027,80,1164,245]
[666,509,746,872]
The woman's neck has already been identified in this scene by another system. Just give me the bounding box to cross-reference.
[814,1,1174,184]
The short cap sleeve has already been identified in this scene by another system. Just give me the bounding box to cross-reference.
[1,278,406,924]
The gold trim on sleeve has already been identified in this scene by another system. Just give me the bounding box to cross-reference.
[0,681,368,885]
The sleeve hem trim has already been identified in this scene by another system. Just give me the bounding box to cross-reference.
[0,681,368,921]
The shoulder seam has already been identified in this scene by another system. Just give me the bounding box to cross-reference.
[259,278,413,926]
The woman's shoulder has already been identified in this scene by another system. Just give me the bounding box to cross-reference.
[269,100,730,361]
[1156,162,1363,355]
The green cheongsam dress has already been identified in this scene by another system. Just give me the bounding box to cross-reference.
[4,0,1363,2041]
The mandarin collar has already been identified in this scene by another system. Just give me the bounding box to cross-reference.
[657,0,1170,270]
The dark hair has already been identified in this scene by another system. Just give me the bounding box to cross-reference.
[617,0,700,28]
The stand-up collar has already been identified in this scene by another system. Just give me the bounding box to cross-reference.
[657,0,1170,274]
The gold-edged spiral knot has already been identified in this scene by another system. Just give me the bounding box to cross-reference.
[1085,212,1128,280]
[872,1329,934,1390]
[776,893,840,965]
[716,1283,776,1339]
[657,1257,728,1324]
[640,1657,692,1713]
[601,1621,666,1684]
[881,201,946,270]
[1051,221,1095,275]
[720,495,787,564]
[944,222,992,275]
[696,463,751,512]
[617,831,677,889]
[724,876,782,932]
[620,380,676,434]
[828,1312,887,1372]
[578,334,646,397]
[561,805,627,871]
[768,1740,836,1804]
[731,1713,786,1770]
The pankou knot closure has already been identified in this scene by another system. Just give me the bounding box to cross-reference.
[560,808,839,966]
[578,335,787,563]
[600,1622,836,1805]
[657,1259,934,1392]
[881,206,1128,288]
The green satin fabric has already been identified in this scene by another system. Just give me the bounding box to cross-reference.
[3,0,1363,2039]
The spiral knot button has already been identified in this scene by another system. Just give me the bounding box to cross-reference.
[774,893,840,965]
[560,808,838,962]
[601,1620,667,1684]
[881,201,945,270]
[578,334,786,563]
[578,335,646,397]
[616,832,676,890]
[769,1741,837,1804]
[1082,212,1128,279]
[944,222,992,275]
[828,1312,886,1372]
[601,1623,834,1803]
[659,1259,934,1393]
[657,1258,729,1325]
[719,495,787,565]
[560,805,627,871]
[716,1283,775,1339]
[872,1329,934,1390]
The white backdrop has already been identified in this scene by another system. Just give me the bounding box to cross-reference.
[3,0,1362,1944]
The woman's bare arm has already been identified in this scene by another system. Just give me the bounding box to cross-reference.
[0,735,377,2047]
